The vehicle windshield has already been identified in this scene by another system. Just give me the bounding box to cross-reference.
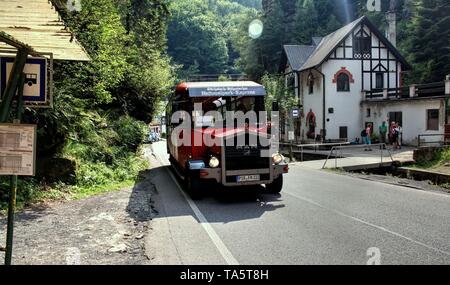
[192,96,265,127]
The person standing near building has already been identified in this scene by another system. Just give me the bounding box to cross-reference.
[391,122,400,150]
[397,124,403,149]
[364,124,373,151]
[394,123,402,150]
[389,121,396,146]
[379,121,388,147]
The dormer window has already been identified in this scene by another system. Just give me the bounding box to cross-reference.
[355,36,371,54]
[353,27,372,59]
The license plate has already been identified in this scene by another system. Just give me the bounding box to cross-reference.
[237,175,260,182]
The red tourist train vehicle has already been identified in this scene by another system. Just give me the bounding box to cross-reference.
[167,81,288,198]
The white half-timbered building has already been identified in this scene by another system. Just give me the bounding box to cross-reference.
[281,16,450,145]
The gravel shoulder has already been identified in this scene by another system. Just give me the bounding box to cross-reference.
[0,169,157,265]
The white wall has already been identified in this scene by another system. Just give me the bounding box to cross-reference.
[321,60,364,141]
[363,99,446,145]
[299,69,325,141]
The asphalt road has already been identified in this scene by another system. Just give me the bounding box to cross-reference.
[146,141,450,265]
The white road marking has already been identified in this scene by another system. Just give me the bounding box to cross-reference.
[285,190,450,257]
[166,169,240,265]
[151,146,239,265]
[292,164,450,199]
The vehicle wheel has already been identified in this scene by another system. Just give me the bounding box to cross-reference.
[267,175,283,194]
[184,173,203,200]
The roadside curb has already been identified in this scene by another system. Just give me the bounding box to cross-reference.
[397,167,450,185]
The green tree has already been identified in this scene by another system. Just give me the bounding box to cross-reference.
[254,0,284,73]
[230,9,264,79]
[167,0,229,76]
[406,0,450,82]
[116,0,173,121]
[63,0,129,104]
[292,0,319,44]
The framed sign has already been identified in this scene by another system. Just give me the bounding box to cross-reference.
[288,131,295,141]
[0,54,53,108]
[0,124,36,176]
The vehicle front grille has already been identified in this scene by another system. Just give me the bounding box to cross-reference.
[224,133,270,171]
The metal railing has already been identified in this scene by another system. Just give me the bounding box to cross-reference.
[416,82,446,97]
[279,142,350,162]
[417,133,450,147]
[365,81,446,100]
[365,87,409,99]
[322,143,394,169]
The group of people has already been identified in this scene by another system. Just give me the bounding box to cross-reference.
[361,121,402,151]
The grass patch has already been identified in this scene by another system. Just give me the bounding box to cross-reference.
[414,148,450,174]
[0,150,149,212]
[325,167,346,173]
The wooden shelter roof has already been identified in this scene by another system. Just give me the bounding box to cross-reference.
[0,0,90,61]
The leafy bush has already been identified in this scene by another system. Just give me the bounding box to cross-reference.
[1,1,171,209]
[0,177,69,211]
[416,148,450,168]
[111,116,147,151]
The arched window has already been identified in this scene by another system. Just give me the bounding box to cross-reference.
[337,73,350,92]
[308,72,315,94]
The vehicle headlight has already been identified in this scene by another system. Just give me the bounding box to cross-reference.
[209,156,220,168]
[272,153,284,165]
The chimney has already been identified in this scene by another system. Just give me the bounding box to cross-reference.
[386,11,397,47]
[445,75,450,95]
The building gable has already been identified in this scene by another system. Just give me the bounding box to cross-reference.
[299,17,410,72]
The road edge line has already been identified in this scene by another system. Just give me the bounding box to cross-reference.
[165,168,240,265]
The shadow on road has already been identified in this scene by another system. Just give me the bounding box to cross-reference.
[126,170,157,223]
[0,204,56,226]
[128,164,286,225]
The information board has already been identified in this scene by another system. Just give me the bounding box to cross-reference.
[0,124,36,176]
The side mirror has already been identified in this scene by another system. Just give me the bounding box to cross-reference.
[272,101,279,112]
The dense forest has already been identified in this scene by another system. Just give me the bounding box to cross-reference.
[168,0,449,83]
[1,0,449,208]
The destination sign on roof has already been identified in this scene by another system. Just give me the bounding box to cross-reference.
[184,81,266,97]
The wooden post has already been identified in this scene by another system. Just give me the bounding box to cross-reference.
[1,49,27,265]
[4,73,25,266]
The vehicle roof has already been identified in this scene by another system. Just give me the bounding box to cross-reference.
[176,81,266,97]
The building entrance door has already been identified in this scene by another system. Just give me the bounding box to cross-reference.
[389,112,403,144]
